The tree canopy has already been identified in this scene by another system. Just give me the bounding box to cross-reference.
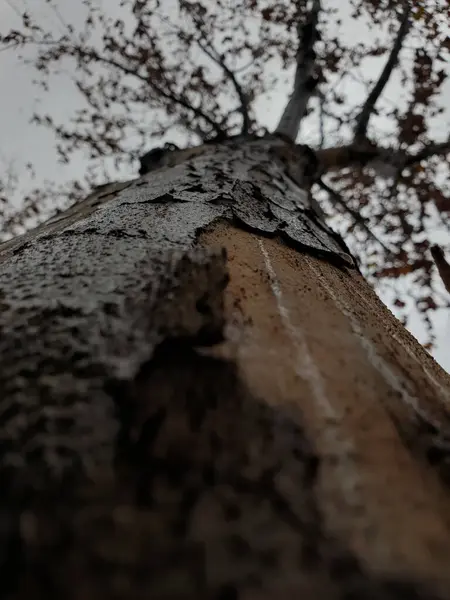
[0,0,449,347]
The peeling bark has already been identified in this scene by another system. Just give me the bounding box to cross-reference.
[0,136,450,599]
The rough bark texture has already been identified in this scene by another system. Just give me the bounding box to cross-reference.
[1,135,450,599]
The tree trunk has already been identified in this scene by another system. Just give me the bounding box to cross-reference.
[1,135,450,600]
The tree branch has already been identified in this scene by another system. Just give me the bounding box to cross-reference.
[317,177,394,253]
[318,94,326,149]
[315,142,380,173]
[315,138,450,174]
[274,0,321,141]
[45,45,226,140]
[150,10,249,137]
[353,3,410,142]
[431,245,450,294]
[196,37,251,135]
[405,140,450,165]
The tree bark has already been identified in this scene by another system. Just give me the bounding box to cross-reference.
[1,135,450,599]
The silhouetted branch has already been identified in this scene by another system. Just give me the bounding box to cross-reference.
[275,0,321,141]
[318,95,325,149]
[196,37,251,135]
[6,37,226,139]
[431,245,450,294]
[405,140,450,165]
[315,138,450,175]
[353,3,410,142]
[317,177,394,253]
[315,141,380,173]
[76,49,226,139]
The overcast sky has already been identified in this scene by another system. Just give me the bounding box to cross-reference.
[1,0,449,372]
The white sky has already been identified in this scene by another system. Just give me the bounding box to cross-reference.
[0,0,449,372]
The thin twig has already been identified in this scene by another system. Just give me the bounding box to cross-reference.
[152,10,244,137]
[76,48,226,138]
[318,94,325,149]
[46,1,72,37]
[317,177,394,254]
[3,0,22,19]
[196,37,251,135]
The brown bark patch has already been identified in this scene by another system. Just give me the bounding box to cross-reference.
[201,222,450,596]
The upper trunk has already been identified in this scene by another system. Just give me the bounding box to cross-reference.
[1,135,450,599]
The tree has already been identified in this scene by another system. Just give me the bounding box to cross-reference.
[1,1,450,597]
[1,126,450,600]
